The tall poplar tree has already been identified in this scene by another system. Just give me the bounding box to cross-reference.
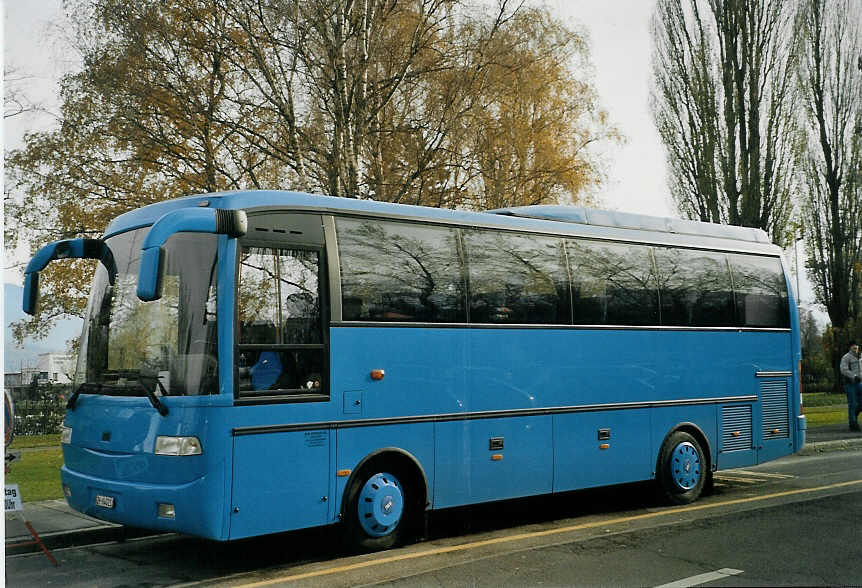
[794,0,862,383]
[651,0,798,244]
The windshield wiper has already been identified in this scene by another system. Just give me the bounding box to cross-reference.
[137,375,170,417]
[67,382,103,410]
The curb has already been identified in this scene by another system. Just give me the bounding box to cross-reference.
[798,437,862,456]
[5,525,163,556]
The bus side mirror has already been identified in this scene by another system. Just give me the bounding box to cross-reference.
[22,238,116,316]
[137,208,247,302]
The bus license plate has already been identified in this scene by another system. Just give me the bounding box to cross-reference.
[95,494,115,509]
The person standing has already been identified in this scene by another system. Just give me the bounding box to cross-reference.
[840,341,862,431]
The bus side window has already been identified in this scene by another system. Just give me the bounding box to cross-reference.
[568,239,659,326]
[464,230,570,325]
[653,248,735,327]
[727,254,789,328]
[337,218,466,323]
[238,247,279,344]
[237,246,325,397]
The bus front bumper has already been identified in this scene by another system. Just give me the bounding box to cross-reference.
[60,464,226,540]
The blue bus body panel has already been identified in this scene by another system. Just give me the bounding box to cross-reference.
[554,409,654,492]
[230,430,330,539]
[329,326,793,512]
[435,417,552,507]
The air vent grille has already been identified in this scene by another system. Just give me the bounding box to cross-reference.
[722,405,753,452]
[761,379,789,439]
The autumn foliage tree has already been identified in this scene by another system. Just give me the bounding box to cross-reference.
[6,0,617,340]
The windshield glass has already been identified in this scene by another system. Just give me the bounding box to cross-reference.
[74,228,219,396]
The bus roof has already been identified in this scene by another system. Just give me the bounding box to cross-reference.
[105,190,778,254]
[488,205,772,245]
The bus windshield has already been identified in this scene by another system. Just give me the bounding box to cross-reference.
[74,228,219,397]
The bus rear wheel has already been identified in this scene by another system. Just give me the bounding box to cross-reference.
[344,468,410,551]
[657,431,706,505]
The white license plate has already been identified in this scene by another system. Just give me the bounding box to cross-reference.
[95,494,115,509]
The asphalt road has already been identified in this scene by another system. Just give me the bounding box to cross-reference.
[7,450,862,587]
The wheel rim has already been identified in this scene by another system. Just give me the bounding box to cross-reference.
[670,441,702,491]
[357,472,404,537]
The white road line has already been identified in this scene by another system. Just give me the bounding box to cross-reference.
[713,475,761,484]
[730,470,794,479]
[655,568,744,588]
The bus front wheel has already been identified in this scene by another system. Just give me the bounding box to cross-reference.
[344,468,410,551]
[657,431,706,505]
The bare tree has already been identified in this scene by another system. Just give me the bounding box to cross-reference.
[795,0,862,382]
[651,0,798,244]
[3,66,44,121]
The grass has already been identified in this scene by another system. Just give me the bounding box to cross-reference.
[802,403,847,428]
[801,391,847,427]
[802,392,846,408]
[5,446,64,502]
[10,433,61,450]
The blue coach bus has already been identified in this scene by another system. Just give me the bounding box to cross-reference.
[23,191,804,549]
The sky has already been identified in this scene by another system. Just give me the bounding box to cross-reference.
[1,0,821,313]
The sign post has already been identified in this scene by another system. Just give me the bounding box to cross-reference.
[4,392,58,566]
[5,481,58,566]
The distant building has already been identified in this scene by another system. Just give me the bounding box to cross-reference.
[5,352,76,389]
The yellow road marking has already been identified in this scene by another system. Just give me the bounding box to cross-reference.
[237,479,862,587]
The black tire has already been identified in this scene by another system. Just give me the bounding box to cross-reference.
[656,431,707,505]
[343,465,413,552]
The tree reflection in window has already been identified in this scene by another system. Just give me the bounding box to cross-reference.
[727,253,789,328]
[463,230,570,324]
[237,247,323,395]
[238,248,320,344]
[653,248,735,326]
[567,240,659,326]
[337,218,466,322]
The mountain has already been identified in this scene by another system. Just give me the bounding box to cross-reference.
[4,284,83,372]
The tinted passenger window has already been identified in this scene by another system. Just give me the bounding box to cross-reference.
[728,254,789,328]
[653,248,735,327]
[567,240,659,325]
[337,218,466,322]
[464,230,570,324]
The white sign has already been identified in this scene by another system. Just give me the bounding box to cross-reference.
[5,484,23,512]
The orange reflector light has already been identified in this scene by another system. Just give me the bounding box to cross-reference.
[491,454,503,461]
[599,443,610,450]
[772,428,781,435]
[370,369,385,381]
[337,469,351,477]
[731,431,741,437]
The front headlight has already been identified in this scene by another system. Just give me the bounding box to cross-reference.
[154,436,202,456]
[60,425,73,444]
